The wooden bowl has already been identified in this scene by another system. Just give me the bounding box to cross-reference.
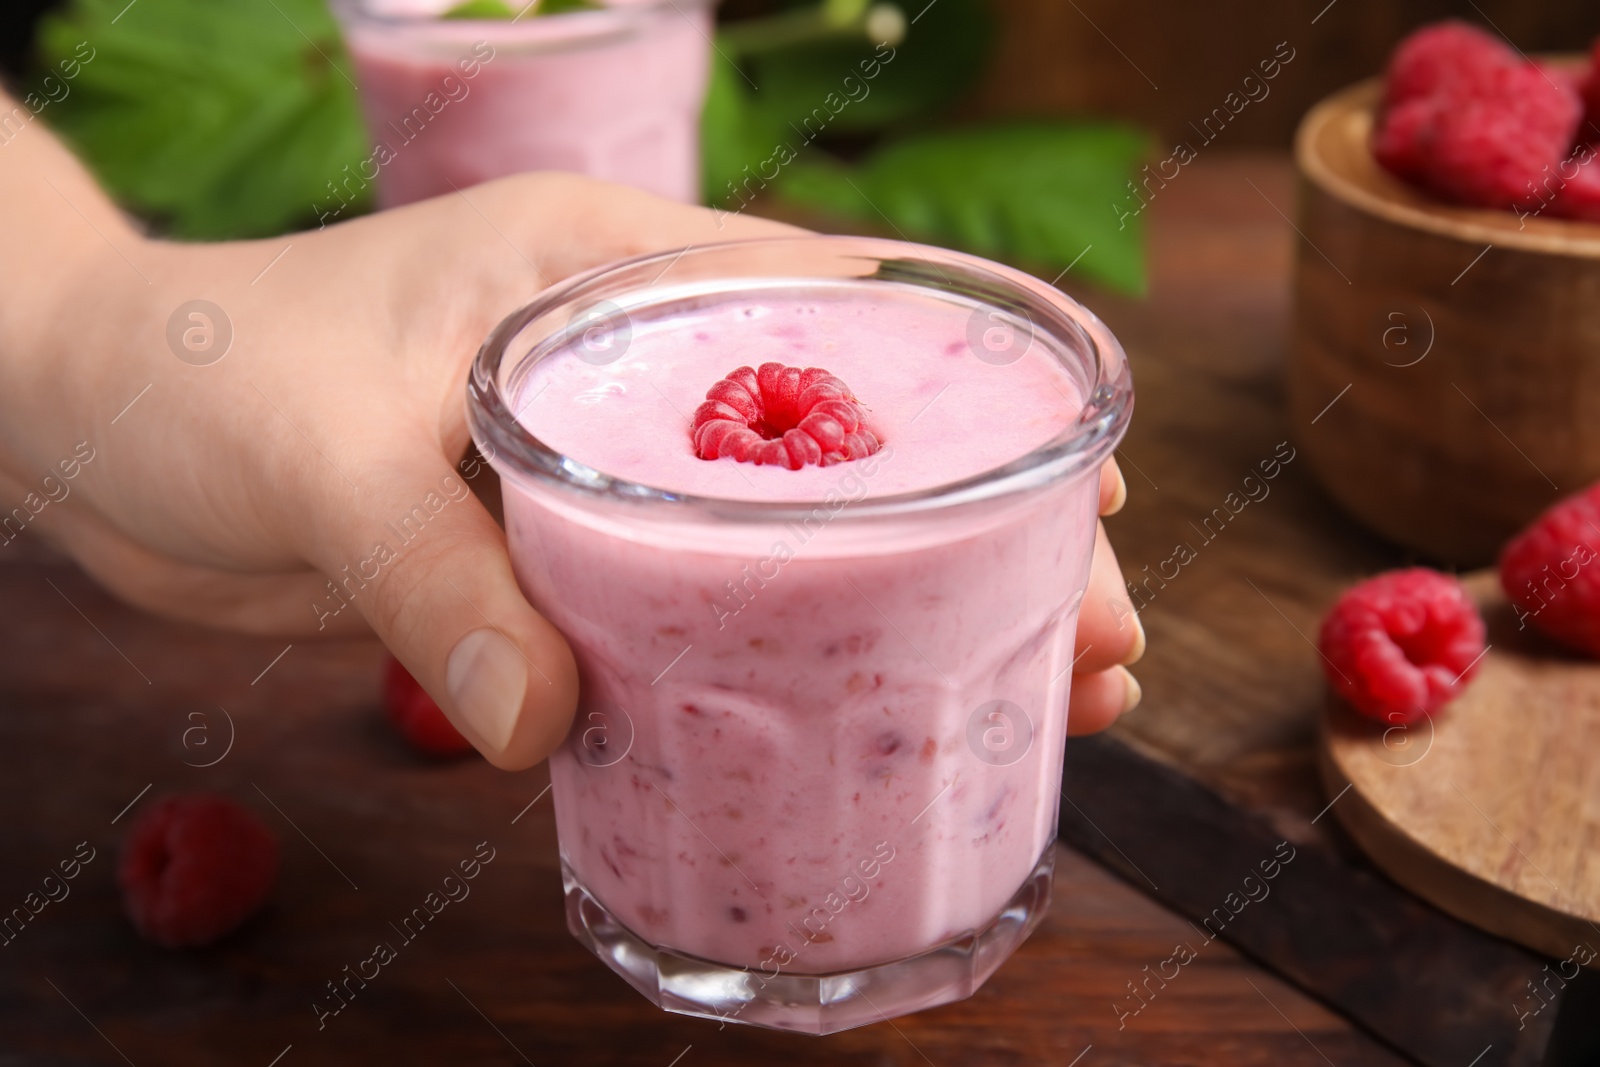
[1289,75,1600,565]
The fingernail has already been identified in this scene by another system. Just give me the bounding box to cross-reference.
[1117,666,1143,714]
[1122,610,1147,666]
[1104,464,1128,515]
[446,628,527,752]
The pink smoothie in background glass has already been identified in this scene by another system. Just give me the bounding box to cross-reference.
[468,237,1132,1033]
[333,0,712,207]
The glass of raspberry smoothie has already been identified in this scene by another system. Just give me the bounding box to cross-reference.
[333,0,712,208]
[467,236,1132,1034]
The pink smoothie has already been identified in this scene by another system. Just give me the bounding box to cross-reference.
[505,283,1100,975]
[337,0,711,207]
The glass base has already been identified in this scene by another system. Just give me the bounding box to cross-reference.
[562,846,1054,1035]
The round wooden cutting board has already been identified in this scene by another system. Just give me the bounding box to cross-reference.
[1319,570,1600,964]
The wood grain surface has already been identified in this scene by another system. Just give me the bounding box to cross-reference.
[964,0,1600,150]
[0,132,1458,1065]
[1042,154,1600,1066]
[1322,571,1600,963]
[0,558,1407,1066]
[2,150,1597,1067]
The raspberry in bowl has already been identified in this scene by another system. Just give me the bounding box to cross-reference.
[467,236,1132,1033]
[1289,24,1600,564]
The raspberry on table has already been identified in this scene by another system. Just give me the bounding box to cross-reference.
[118,793,280,949]
[1499,482,1600,655]
[1318,568,1487,724]
[383,656,475,757]
[692,362,882,470]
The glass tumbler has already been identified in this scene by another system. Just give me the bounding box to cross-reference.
[467,235,1133,1033]
[333,0,713,208]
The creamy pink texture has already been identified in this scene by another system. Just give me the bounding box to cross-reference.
[504,285,1098,972]
[518,288,1082,500]
[340,2,711,207]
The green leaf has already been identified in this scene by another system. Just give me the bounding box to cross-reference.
[703,0,992,205]
[747,0,990,134]
[701,50,794,206]
[774,121,1150,295]
[34,0,368,239]
[444,0,601,16]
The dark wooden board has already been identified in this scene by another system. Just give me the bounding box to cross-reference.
[1063,735,1600,1067]
[1050,155,1600,1066]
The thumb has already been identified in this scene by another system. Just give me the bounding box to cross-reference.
[309,452,578,769]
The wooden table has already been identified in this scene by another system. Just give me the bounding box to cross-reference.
[1054,155,1600,1066]
[0,153,1451,1065]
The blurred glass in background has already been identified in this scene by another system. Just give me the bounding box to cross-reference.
[6,0,1150,293]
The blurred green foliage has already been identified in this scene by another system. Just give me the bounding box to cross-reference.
[706,0,1147,293]
[442,0,601,16]
[36,0,366,238]
[702,0,991,197]
[778,122,1149,295]
[33,0,1147,290]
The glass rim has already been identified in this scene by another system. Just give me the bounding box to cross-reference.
[467,235,1134,525]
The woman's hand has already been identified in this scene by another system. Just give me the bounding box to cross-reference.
[0,99,1141,766]
[1068,463,1145,735]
